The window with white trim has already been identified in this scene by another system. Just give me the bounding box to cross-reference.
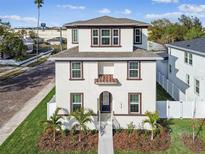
[184,52,192,65]
[71,62,83,79]
[92,29,99,46]
[128,61,140,79]
[101,29,111,46]
[72,29,78,43]
[186,74,190,85]
[134,28,142,44]
[71,93,83,112]
[194,79,200,95]
[112,29,119,46]
[129,93,140,113]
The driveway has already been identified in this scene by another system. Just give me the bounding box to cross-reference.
[0,61,55,128]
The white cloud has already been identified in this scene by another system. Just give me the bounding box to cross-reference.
[57,4,85,10]
[152,0,178,3]
[0,15,37,23]
[179,4,205,14]
[120,9,132,15]
[145,12,181,19]
[99,8,111,14]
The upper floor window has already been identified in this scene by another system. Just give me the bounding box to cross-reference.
[194,79,200,95]
[72,29,78,44]
[70,62,83,79]
[70,93,83,112]
[134,28,142,44]
[91,28,120,47]
[128,93,141,114]
[127,61,140,80]
[184,52,192,65]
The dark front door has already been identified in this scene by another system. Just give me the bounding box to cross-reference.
[100,92,111,113]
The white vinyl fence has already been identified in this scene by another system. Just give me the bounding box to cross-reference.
[47,96,56,120]
[157,71,186,101]
[157,101,205,118]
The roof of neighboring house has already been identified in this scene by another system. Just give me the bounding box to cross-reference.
[64,16,150,27]
[166,37,205,56]
[51,46,163,61]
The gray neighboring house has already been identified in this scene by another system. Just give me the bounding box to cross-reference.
[166,37,205,101]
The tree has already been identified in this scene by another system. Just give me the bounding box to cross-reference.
[71,108,92,142]
[43,107,64,141]
[184,27,205,40]
[178,15,202,30]
[143,111,161,140]
[34,0,44,56]
[28,30,37,39]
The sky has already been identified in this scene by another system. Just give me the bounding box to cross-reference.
[0,0,205,27]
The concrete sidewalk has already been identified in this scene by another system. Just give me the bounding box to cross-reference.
[98,120,114,154]
[0,81,54,145]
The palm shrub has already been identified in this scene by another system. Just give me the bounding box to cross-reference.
[43,107,64,141]
[127,122,135,134]
[71,108,92,142]
[143,111,161,140]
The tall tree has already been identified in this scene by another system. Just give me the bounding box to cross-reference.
[34,0,44,56]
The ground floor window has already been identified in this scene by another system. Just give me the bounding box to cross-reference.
[70,93,83,112]
[128,93,141,114]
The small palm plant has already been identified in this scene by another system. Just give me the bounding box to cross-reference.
[71,108,92,142]
[43,107,64,141]
[143,111,161,140]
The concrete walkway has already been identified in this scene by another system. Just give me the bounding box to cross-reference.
[0,81,54,145]
[98,115,114,154]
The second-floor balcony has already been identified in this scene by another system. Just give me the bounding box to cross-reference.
[95,74,118,85]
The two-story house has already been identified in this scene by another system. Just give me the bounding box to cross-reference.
[51,16,162,129]
[166,37,205,102]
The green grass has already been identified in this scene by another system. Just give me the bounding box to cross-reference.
[157,83,174,101]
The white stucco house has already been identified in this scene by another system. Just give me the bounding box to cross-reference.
[166,37,205,102]
[51,16,162,129]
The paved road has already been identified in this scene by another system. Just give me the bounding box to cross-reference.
[0,61,55,128]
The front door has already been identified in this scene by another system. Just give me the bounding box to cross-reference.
[100,92,111,113]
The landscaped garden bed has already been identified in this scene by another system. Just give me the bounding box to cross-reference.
[38,130,98,152]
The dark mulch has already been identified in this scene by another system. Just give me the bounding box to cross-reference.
[113,129,171,152]
[38,130,98,152]
[181,134,205,153]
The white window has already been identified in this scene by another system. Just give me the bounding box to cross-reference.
[112,29,119,46]
[101,29,111,46]
[72,29,78,43]
[128,61,140,79]
[134,28,142,44]
[194,79,200,95]
[71,93,83,112]
[92,29,99,46]
[186,74,190,85]
[70,62,83,79]
[184,52,192,65]
[129,93,141,113]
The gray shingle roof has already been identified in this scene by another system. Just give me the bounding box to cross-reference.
[64,16,150,27]
[51,46,162,61]
[167,37,205,56]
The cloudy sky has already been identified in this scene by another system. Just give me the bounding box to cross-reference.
[0,0,205,27]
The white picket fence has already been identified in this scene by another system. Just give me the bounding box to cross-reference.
[157,101,205,118]
[157,72,186,101]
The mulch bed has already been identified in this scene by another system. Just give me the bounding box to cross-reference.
[113,129,171,152]
[38,130,98,152]
[181,134,205,153]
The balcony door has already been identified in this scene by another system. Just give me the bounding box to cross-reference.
[100,91,112,113]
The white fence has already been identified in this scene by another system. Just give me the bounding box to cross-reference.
[157,101,205,118]
[157,71,186,101]
[47,96,56,120]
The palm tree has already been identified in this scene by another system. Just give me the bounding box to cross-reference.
[143,111,161,140]
[71,108,92,142]
[34,0,44,56]
[43,107,64,141]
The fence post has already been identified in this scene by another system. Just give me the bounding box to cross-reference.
[167,100,169,119]
[172,83,174,99]
[180,101,183,119]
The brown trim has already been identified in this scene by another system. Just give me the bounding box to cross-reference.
[127,61,142,80]
[70,93,84,112]
[133,28,142,45]
[71,29,78,44]
[91,28,121,47]
[69,61,84,80]
[128,93,142,115]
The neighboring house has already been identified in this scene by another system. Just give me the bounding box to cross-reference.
[51,16,162,129]
[166,37,205,102]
